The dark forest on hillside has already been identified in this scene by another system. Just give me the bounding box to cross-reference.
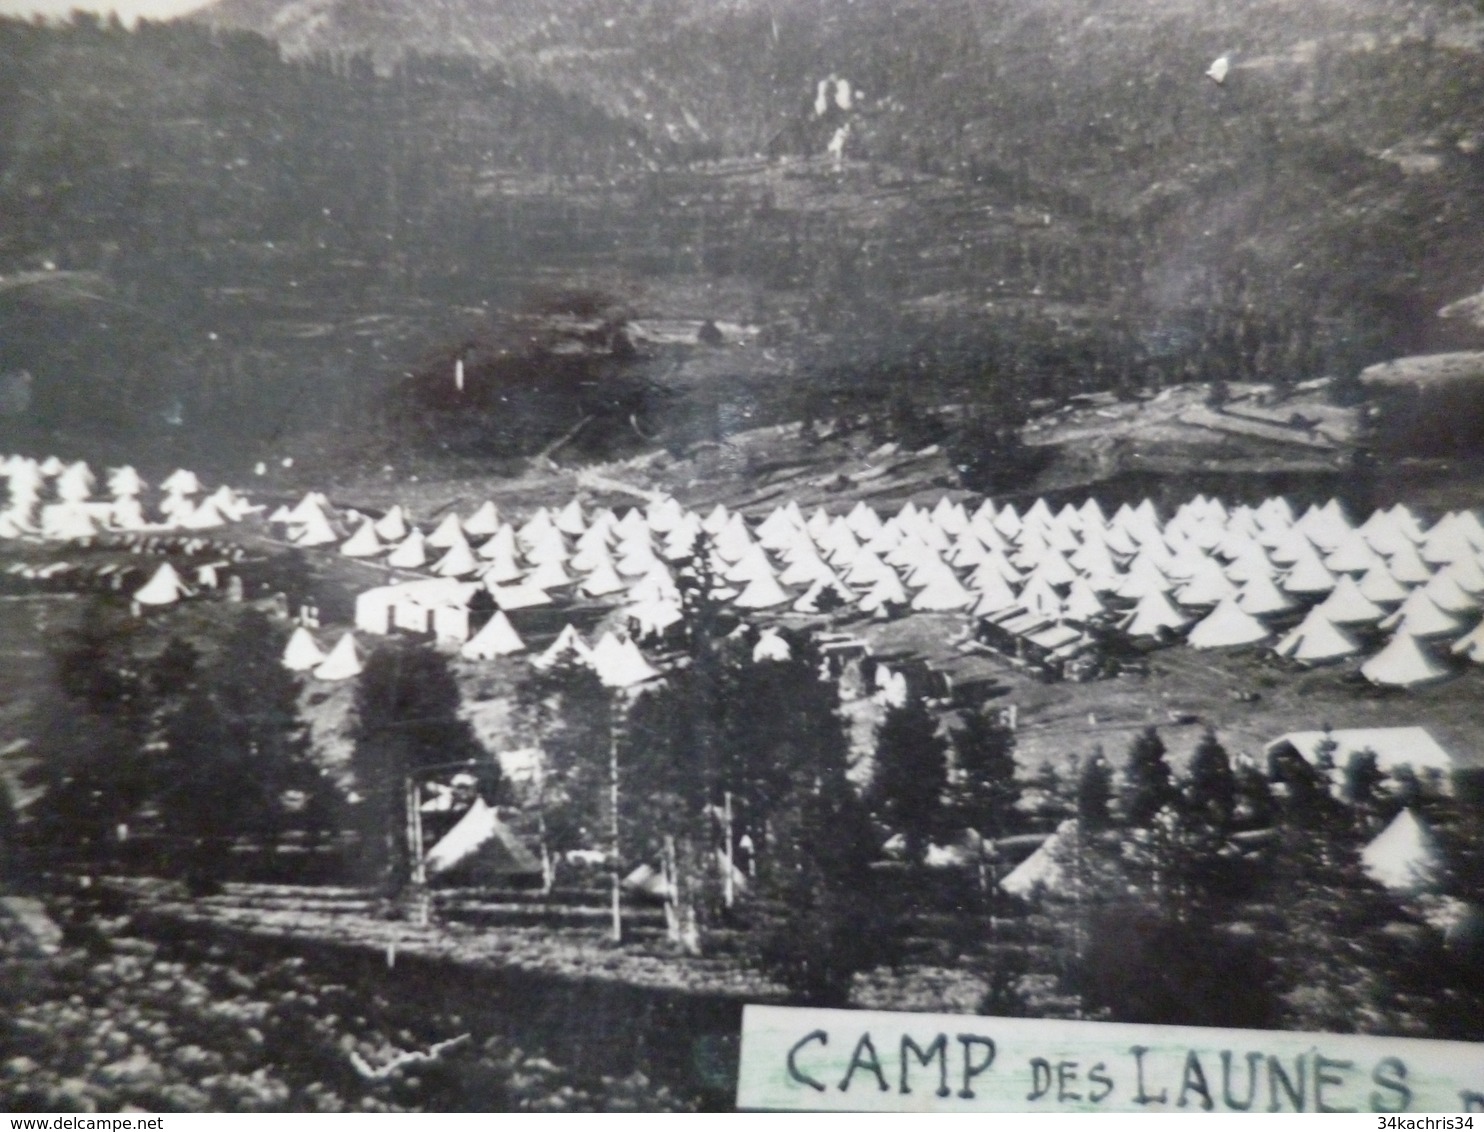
[3,5,1484,474]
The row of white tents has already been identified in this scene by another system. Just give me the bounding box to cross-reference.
[1002,807,1443,900]
[8,452,1481,692]
[298,485,1484,691]
[280,615,662,689]
[0,457,256,540]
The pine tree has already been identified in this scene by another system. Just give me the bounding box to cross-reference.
[350,640,490,894]
[23,607,185,866]
[1185,727,1237,835]
[1122,726,1175,827]
[867,696,948,863]
[516,657,613,872]
[155,613,322,891]
[950,707,1021,839]
[748,757,894,1006]
[1076,749,1114,832]
[1343,749,1385,814]
[1234,759,1276,829]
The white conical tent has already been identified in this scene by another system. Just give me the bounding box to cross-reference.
[589,633,660,688]
[1273,609,1360,663]
[524,526,570,566]
[461,612,525,659]
[524,506,563,546]
[134,563,187,606]
[752,629,792,662]
[1235,573,1296,617]
[578,559,626,597]
[909,566,975,612]
[481,545,524,585]
[1323,530,1383,575]
[432,539,480,578]
[54,462,93,502]
[1442,555,1484,595]
[1281,550,1336,597]
[1187,597,1271,649]
[423,797,540,879]
[1386,543,1433,587]
[1001,819,1076,899]
[1121,589,1189,638]
[1316,574,1384,626]
[374,505,409,542]
[1379,591,1462,639]
[462,501,501,537]
[778,546,834,587]
[282,626,327,671]
[534,624,590,670]
[1358,563,1411,606]
[291,505,339,548]
[387,530,428,569]
[106,465,145,498]
[1362,632,1450,688]
[733,569,790,609]
[427,512,466,549]
[1361,809,1442,894]
[555,498,587,536]
[793,574,854,613]
[340,520,383,558]
[1176,560,1238,607]
[180,497,228,530]
[525,558,572,590]
[859,570,909,614]
[846,501,883,539]
[41,504,98,541]
[1450,621,1484,664]
[488,583,552,611]
[160,469,200,495]
[111,497,147,531]
[286,491,330,524]
[970,571,1019,618]
[629,598,684,636]
[1422,570,1480,615]
[312,633,363,681]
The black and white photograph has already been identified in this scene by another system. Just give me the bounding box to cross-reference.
[1,0,1483,1114]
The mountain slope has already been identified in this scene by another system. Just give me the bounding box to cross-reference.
[194,0,1484,353]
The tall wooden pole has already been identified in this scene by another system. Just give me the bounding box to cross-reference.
[723,790,735,909]
[609,695,623,943]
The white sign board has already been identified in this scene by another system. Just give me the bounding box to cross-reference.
[738,1004,1484,1113]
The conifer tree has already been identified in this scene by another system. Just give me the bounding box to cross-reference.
[950,706,1021,839]
[748,744,894,1006]
[1185,727,1237,834]
[350,640,490,894]
[156,613,322,891]
[1122,726,1175,827]
[1076,749,1114,832]
[867,696,948,863]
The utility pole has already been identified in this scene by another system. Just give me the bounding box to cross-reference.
[723,790,735,909]
[404,774,428,927]
[609,694,623,944]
